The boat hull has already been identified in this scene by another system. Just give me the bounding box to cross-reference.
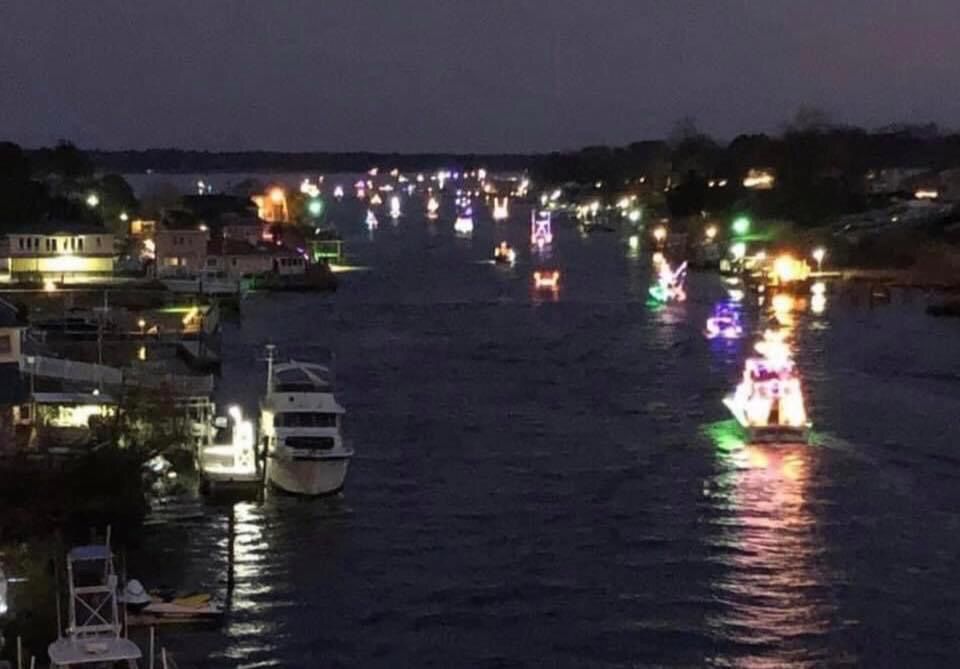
[267,455,350,496]
[746,425,810,445]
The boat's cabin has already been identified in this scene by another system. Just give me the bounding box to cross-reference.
[271,363,334,394]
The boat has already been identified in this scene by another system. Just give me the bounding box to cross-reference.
[426,195,440,219]
[532,269,560,290]
[123,587,223,627]
[197,405,261,493]
[649,260,687,302]
[365,209,379,230]
[261,350,353,496]
[48,531,143,667]
[723,330,811,444]
[492,197,509,221]
[705,304,743,339]
[493,241,516,265]
[530,210,553,246]
[453,200,474,236]
[389,195,401,219]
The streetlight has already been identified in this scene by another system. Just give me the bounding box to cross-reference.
[812,247,826,273]
[653,226,667,243]
[705,224,718,241]
[85,193,99,208]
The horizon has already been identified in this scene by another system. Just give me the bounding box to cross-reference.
[2,1,960,152]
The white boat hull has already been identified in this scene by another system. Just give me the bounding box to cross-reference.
[267,455,350,496]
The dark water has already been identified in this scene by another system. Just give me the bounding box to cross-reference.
[141,200,960,668]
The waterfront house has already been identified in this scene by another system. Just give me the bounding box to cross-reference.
[205,238,306,278]
[1,220,114,282]
[221,213,267,245]
[155,218,209,277]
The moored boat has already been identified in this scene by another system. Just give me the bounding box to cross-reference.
[261,349,352,496]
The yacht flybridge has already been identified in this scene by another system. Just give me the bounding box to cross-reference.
[723,329,811,444]
[261,349,352,495]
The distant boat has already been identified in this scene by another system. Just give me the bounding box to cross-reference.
[493,241,516,265]
[454,200,474,236]
[492,197,509,221]
[532,269,560,290]
[366,209,379,230]
[261,351,353,496]
[530,210,553,246]
[426,195,440,219]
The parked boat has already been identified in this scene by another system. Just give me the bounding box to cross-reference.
[123,585,223,627]
[261,350,352,496]
[48,531,143,667]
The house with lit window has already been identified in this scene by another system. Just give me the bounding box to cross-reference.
[155,218,210,277]
[1,221,115,282]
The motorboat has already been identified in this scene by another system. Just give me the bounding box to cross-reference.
[705,304,743,339]
[723,330,810,444]
[365,209,379,230]
[426,195,440,219]
[123,585,223,627]
[454,200,474,236]
[389,195,401,219]
[532,270,561,290]
[492,197,509,221]
[530,210,553,246]
[261,351,352,496]
[493,241,516,265]
[48,531,143,667]
[649,260,687,302]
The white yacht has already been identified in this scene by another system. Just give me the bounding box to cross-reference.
[261,353,352,495]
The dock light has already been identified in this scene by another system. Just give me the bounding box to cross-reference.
[228,405,242,421]
[732,216,750,236]
[653,226,667,243]
[43,279,58,292]
[137,318,146,331]
[652,251,665,265]
[705,224,717,241]
[269,187,285,205]
[628,208,641,223]
[85,193,99,208]
[628,234,639,250]
[120,212,129,222]
[812,247,826,272]
[308,199,323,216]
[730,242,747,260]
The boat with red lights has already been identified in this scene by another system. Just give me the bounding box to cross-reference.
[494,241,516,265]
[532,270,560,290]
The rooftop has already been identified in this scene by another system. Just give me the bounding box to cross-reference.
[4,219,110,236]
[207,238,301,257]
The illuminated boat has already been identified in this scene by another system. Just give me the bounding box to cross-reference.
[261,355,352,496]
[426,195,440,219]
[389,195,401,219]
[532,269,560,290]
[493,241,516,265]
[492,197,509,221]
[530,210,553,246]
[649,260,687,302]
[723,330,810,444]
[454,201,474,235]
[705,305,743,339]
[333,185,344,199]
[365,209,379,230]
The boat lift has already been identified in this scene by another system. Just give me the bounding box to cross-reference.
[48,529,143,667]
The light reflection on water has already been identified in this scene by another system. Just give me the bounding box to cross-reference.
[707,443,834,666]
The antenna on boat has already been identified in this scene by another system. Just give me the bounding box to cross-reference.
[265,344,276,396]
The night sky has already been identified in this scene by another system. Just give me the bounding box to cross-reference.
[2,1,959,152]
